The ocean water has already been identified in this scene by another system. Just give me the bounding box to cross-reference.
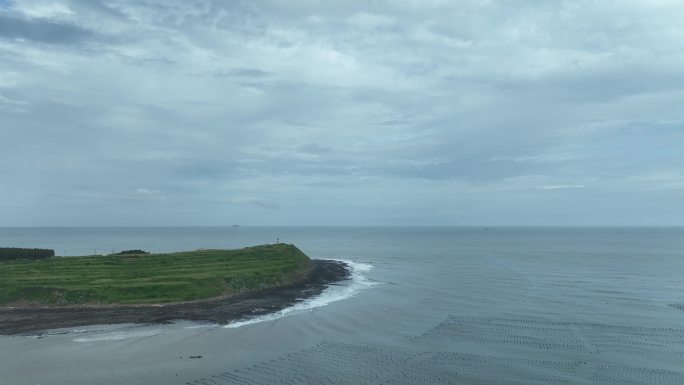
[1,227,684,385]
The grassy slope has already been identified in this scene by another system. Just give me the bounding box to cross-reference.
[0,244,312,306]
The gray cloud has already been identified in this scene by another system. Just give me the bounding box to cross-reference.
[0,14,94,44]
[1,0,683,226]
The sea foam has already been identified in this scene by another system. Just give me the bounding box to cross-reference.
[73,328,162,342]
[223,260,378,329]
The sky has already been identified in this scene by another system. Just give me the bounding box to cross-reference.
[1,0,683,226]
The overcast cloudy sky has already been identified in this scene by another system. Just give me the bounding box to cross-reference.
[1,0,683,226]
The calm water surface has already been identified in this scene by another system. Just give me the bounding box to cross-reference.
[1,227,684,384]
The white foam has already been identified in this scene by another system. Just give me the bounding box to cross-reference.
[224,260,377,329]
[73,329,161,342]
[182,323,217,330]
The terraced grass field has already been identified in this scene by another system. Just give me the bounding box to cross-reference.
[0,244,313,306]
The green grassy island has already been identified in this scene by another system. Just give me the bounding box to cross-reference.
[0,244,313,306]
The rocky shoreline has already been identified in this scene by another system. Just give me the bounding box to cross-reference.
[0,259,350,335]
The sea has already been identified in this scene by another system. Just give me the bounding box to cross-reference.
[1,226,684,385]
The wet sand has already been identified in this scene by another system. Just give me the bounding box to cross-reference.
[0,259,350,335]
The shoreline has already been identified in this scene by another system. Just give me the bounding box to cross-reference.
[0,259,351,336]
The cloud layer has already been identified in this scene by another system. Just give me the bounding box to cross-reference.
[1,0,683,225]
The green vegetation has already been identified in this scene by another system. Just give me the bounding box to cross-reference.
[0,248,55,261]
[0,244,312,306]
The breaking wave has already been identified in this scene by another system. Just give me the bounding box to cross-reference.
[223,260,377,329]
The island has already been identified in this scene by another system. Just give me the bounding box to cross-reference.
[0,244,350,335]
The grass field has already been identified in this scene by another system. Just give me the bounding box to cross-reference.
[0,244,312,305]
